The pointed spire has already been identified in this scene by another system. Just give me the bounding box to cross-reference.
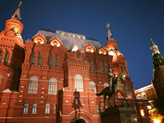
[106,23,114,41]
[150,39,160,55]
[151,38,156,47]
[11,1,22,21]
[72,40,79,52]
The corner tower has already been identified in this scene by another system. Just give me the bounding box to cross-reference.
[105,23,135,98]
[151,39,164,100]
[0,2,24,91]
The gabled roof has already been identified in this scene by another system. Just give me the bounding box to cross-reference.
[36,29,101,51]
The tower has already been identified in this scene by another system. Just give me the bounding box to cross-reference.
[105,24,135,98]
[151,39,164,100]
[0,2,24,91]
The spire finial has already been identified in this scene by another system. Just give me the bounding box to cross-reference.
[151,38,156,47]
[106,23,110,29]
[18,1,22,8]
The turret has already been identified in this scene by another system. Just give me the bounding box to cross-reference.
[4,1,23,38]
[150,39,164,68]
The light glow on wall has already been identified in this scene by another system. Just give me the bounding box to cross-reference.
[140,109,145,116]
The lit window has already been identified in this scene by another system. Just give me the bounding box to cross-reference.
[136,94,141,99]
[91,61,95,72]
[75,99,78,104]
[53,104,57,114]
[0,51,3,63]
[104,83,109,88]
[4,51,10,64]
[32,104,37,114]
[49,55,53,67]
[75,74,83,92]
[105,63,108,74]
[55,56,58,68]
[141,93,147,100]
[31,53,36,65]
[89,81,96,93]
[23,103,28,114]
[48,78,57,95]
[101,62,104,73]
[28,76,38,94]
[125,86,132,98]
[0,75,2,87]
[45,104,50,114]
[105,105,108,108]
[82,99,85,105]
[37,54,42,65]
[140,109,145,116]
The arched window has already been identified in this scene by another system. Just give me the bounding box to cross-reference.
[49,55,53,67]
[141,93,147,100]
[136,94,141,99]
[125,86,132,98]
[0,74,2,87]
[77,53,79,58]
[31,53,36,65]
[104,83,109,88]
[100,62,104,73]
[55,56,58,68]
[4,51,10,64]
[89,81,96,93]
[105,63,108,74]
[0,51,3,63]
[48,78,57,95]
[28,76,38,94]
[123,67,126,75]
[37,54,42,65]
[91,61,95,72]
[75,74,83,92]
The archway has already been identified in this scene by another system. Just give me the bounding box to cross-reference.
[74,118,86,123]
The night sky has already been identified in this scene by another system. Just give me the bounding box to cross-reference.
[0,0,164,90]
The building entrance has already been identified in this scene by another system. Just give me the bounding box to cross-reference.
[74,118,86,123]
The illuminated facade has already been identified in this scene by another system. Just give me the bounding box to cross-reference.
[0,3,150,123]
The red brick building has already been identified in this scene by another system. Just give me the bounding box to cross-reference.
[0,3,150,123]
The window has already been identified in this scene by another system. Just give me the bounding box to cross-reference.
[105,105,108,108]
[141,93,147,100]
[105,63,108,74]
[125,86,132,98]
[23,103,28,114]
[91,61,95,72]
[75,99,78,104]
[120,67,122,73]
[89,81,96,93]
[0,51,3,63]
[4,51,10,64]
[32,104,37,114]
[82,99,85,105]
[48,78,57,95]
[88,60,91,71]
[37,54,41,65]
[100,62,104,73]
[0,75,2,87]
[49,55,53,67]
[104,83,109,88]
[31,53,36,65]
[136,94,141,99]
[45,104,50,114]
[97,105,99,114]
[77,53,79,58]
[55,56,58,68]
[28,76,38,94]
[75,74,83,92]
[53,104,57,114]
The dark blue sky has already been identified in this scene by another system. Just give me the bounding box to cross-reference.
[1,0,164,90]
